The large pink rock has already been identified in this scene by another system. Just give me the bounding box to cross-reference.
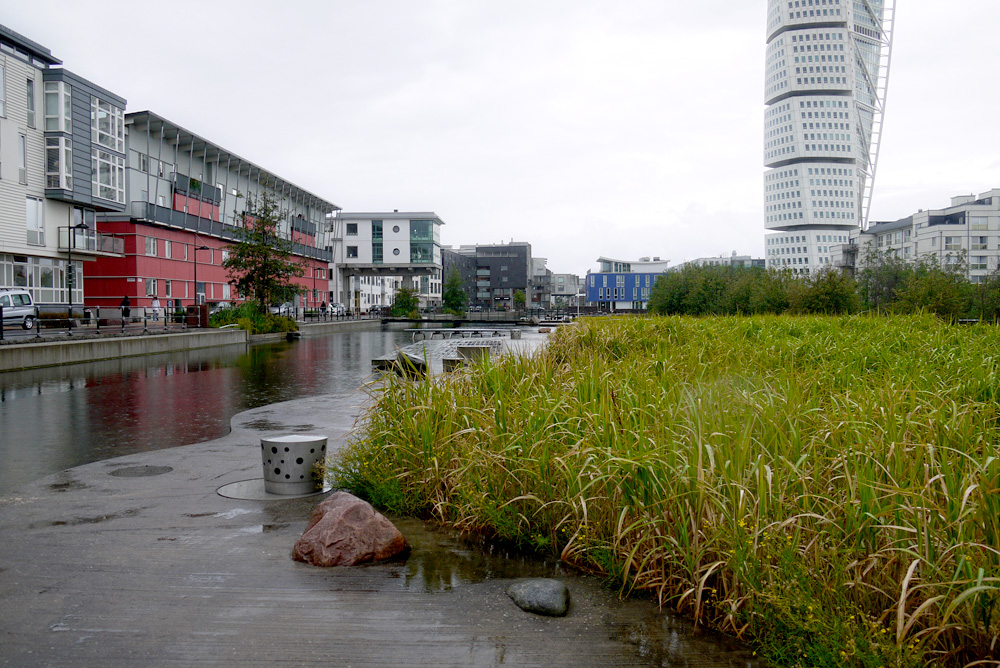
[292,492,408,567]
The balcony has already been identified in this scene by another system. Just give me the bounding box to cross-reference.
[124,201,332,263]
[58,226,124,256]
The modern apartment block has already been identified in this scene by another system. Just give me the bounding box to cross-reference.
[470,242,532,309]
[833,189,1000,283]
[550,272,583,308]
[93,111,337,311]
[0,25,126,310]
[585,256,670,311]
[763,0,895,274]
[333,212,444,311]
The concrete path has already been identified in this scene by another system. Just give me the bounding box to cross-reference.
[0,390,760,667]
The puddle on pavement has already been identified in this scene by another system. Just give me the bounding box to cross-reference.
[365,517,762,667]
[385,517,563,593]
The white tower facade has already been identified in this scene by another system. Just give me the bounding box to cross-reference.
[764,0,895,273]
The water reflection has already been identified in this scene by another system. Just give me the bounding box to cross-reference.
[0,331,411,494]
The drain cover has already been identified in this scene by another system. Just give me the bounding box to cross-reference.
[109,465,174,478]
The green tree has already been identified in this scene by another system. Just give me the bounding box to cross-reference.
[442,270,468,313]
[513,290,526,310]
[222,193,304,310]
[391,286,419,317]
[799,268,859,314]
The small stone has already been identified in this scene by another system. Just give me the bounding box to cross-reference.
[506,578,570,617]
[292,492,408,567]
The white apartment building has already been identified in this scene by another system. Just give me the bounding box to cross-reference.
[0,25,126,308]
[332,212,444,311]
[834,189,1000,283]
[763,0,896,274]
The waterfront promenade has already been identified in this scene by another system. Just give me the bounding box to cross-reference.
[0,381,757,667]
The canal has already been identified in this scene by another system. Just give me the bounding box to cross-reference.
[0,330,414,495]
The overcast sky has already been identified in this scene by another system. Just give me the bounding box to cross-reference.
[6,1,999,275]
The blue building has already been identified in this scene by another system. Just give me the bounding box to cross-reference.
[585,256,670,311]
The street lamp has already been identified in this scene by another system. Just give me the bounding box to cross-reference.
[66,221,90,334]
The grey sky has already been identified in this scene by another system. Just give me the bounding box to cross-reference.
[6,1,998,275]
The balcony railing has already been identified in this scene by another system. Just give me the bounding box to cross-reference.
[58,227,124,255]
[126,201,332,263]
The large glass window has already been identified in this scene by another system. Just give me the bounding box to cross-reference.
[145,236,157,256]
[92,149,125,203]
[410,220,434,241]
[45,136,72,190]
[346,246,358,259]
[26,197,44,246]
[44,81,72,132]
[346,223,358,235]
[91,96,125,152]
[410,242,433,264]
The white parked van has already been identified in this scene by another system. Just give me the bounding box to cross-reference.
[0,289,36,330]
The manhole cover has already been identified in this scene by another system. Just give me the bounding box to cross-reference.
[109,465,174,478]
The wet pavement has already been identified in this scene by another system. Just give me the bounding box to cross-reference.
[0,372,760,667]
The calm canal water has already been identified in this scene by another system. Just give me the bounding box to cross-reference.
[0,330,413,495]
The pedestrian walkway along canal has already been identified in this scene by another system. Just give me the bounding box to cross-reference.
[0,328,761,667]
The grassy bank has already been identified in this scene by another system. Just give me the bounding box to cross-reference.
[328,315,1000,667]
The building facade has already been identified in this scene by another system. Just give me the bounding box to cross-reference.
[833,189,1000,283]
[763,0,895,274]
[333,212,444,311]
[92,111,336,312]
[0,25,126,311]
[585,256,670,311]
[470,242,532,309]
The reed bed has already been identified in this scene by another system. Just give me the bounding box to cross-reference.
[328,315,1000,667]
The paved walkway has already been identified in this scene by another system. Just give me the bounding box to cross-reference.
[0,390,760,667]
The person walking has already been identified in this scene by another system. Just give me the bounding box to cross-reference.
[120,295,131,319]
[151,297,161,322]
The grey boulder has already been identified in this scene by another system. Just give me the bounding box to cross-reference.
[506,578,570,617]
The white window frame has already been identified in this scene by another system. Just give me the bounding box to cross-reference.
[91,96,125,152]
[45,136,72,190]
[145,236,157,257]
[164,239,172,259]
[18,133,27,184]
[165,280,172,298]
[26,196,44,246]
[146,278,157,297]
[44,81,72,133]
[92,149,125,203]
[26,77,34,128]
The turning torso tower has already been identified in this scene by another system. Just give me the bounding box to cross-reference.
[763,0,895,273]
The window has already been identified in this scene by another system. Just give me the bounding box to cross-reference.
[26,78,34,127]
[945,236,962,251]
[346,223,358,235]
[18,133,27,184]
[146,278,157,297]
[971,256,988,271]
[971,217,989,230]
[221,250,230,264]
[91,97,125,152]
[164,240,172,259]
[145,236,157,256]
[347,246,358,258]
[165,280,172,298]
[45,136,72,190]
[972,236,988,251]
[44,81,72,132]
[92,149,125,203]
[222,284,231,300]
[26,197,44,245]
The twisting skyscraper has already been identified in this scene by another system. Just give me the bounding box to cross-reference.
[763,0,895,273]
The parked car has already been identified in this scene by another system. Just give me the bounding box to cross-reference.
[209,301,231,315]
[0,289,36,330]
[269,302,294,316]
[329,302,346,316]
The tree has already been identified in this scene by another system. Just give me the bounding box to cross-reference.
[442,270,468,313]
[391,286,419,317]
[222,193,304,310]
[513,290,526,310]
